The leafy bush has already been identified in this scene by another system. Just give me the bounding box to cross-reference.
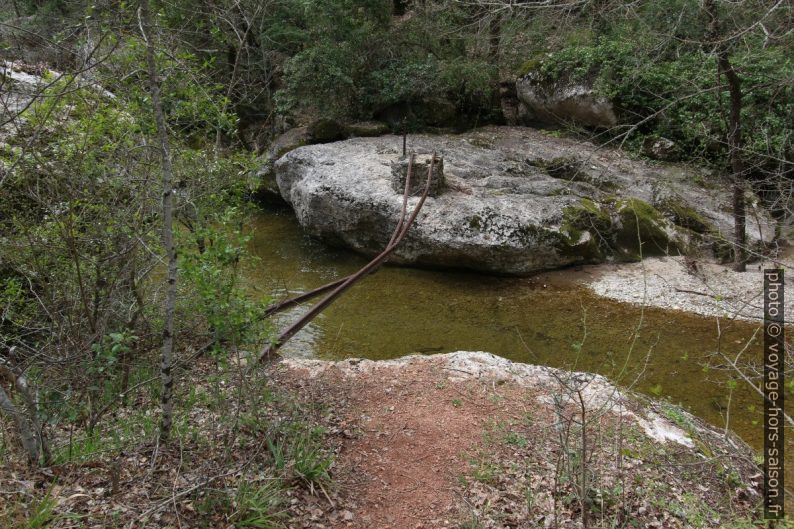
[0,53,264,460]
[531,35,792,171]
[272,0,500,126]
[179,204,271,355]
[272,0,391,118]
[109,35,237,139]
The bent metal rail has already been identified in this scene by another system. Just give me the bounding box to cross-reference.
[255,152,436,364]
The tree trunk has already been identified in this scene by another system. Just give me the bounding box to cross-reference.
[0,360,49,465]
[706,0,746,272]
[488,12,500,65]
[140,0,177,442]
[720,56,746,272]
[487,11,504,123]
[0,385,41,464]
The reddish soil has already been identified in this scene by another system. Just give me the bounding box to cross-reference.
[1,354,763,528]
[277,360,529,529]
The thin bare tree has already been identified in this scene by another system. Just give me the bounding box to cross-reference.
[705,0,748,272]
[139,0,177,442]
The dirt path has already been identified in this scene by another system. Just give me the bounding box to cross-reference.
[278,359,525,528]
[1,352,762,528]
[276,352,763,529]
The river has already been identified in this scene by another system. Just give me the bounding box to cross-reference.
[247,205,789,487]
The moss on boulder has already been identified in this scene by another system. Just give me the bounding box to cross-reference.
[516,55,545,78]
[557,197,683,263]
[308,118,348,143]
[559,198,612,261]
[347,121,389,137]
[615,198,681,260]
[657,198,713,234]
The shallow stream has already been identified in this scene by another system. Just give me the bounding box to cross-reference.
[247,206,789,480]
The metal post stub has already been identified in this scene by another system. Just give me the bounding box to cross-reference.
[391,154,444,197]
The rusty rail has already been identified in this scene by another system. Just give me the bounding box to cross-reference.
[262,153,417,318]
[256,153,435,364]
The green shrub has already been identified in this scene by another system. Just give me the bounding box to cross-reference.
[529,32,792,172]
[232,479,287,529]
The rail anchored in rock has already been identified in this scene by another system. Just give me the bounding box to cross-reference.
[256,152,437,364]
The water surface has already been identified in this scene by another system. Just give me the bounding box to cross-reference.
[247,206,789,478]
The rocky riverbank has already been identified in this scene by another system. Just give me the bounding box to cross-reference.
[276,351,763,528]
[573,254,794,323]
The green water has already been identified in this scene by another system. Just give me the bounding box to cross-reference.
[247,206,786,470]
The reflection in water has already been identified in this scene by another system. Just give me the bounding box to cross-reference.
[246,206,789,473]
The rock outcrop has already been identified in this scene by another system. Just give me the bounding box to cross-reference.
[1,62,48,124]
[273,126,775,275]
[1,61,114,128]
[255,121,392,203]
[642,136,678,161]
[516,74,617,129]
[268,126,310,161]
